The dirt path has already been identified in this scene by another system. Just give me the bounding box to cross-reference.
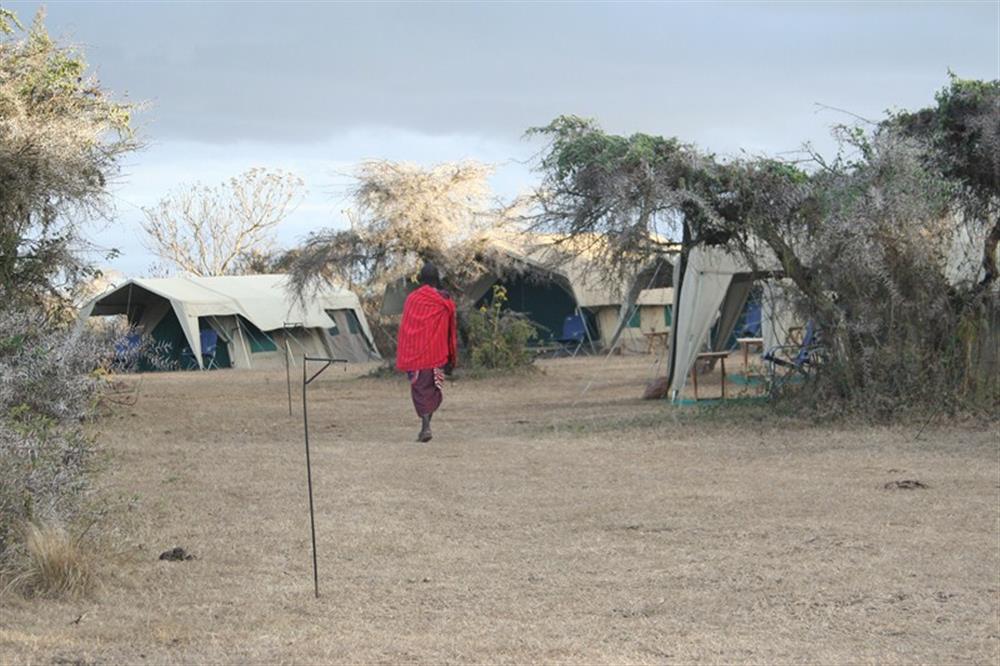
[2,357,998,664]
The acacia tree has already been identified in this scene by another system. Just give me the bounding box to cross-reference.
[526,115,751,360]
[721,79,999,411]
[528,83,998,413]
[0,9,137,312]
[727,132,982,411]
[141,167,305,276]
[289,160,504,301]
[527,116,736,271]
[0,10,139,587]
[287,159,512,355]
[892,75,1000,294]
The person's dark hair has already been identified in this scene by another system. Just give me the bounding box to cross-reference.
[418,262,440,287]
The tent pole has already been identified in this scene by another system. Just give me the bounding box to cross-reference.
[665,236,689,398]
[234,317,253,369]
[577,306,597,354]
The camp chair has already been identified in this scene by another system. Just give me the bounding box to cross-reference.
[200,330,220,369]
[555,314,587,357]
[182,329,220,370]
[762,320,825,391]
[739,302,762,337]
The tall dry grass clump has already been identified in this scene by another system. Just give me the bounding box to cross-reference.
[2,523,95,598]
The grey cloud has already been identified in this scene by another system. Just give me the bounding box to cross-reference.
[6,1,997,152]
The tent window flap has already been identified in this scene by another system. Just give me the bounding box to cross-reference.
[239,316,278,353]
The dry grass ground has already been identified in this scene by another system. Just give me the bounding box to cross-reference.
[1,355,998,664]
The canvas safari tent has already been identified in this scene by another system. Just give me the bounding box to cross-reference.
[80,274,379,370]
[380,237,624,347]
[664,243,790,400]
[380,234,680,353]
[469,237,619,346]
[623,287,674,352]
[471,236,679,351]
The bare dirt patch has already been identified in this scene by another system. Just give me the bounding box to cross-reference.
[1,356,997,664]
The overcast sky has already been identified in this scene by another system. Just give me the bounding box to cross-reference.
[6,0,999,276]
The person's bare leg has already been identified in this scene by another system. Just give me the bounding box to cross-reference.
[417,414,432,442]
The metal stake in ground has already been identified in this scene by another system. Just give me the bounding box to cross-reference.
[301,355,348,598]
[283,321,303,417]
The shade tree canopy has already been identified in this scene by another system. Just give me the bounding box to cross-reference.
[527,78,998,413]
[526,115,738,276]
[288,159,508,307]
[891,75,1000,292]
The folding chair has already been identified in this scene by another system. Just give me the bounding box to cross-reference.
[762,320,825,391]
[740,302,762,337]
[555,314,587,357]
[200,330,220,369]
[182,329,221,370]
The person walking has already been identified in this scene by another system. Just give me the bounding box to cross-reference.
[395,262,457,442]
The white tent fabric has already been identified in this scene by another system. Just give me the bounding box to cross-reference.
[80,274,376,368]
[666,242,784,400]
[636,287,674,306]
[667,246,752,399]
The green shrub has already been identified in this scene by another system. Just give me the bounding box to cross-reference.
[0,308,113,586]
[465,285,537,371]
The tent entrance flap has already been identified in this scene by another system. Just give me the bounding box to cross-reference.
[665,243,784,400]
[669,269,734,399]
[711,277,753,353]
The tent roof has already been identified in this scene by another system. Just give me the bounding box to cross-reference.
[484,234,674,308]
[636,287,674,306]
[82,274,363,333]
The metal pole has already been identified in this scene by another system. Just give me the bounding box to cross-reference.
[299,356,348,599]
[577,306,597,354]
[302,360,319,598]
[283,322,303,417]
[285,338,293,416]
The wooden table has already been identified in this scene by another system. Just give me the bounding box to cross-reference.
[736,337,764,372]
[691,351,730,400]
[642,330,670,354]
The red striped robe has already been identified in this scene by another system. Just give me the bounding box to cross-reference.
[395,285,457,372]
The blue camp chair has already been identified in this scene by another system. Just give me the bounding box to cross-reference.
[200,330,219,369]
[555,314,587,357]
[762,320,824,391]
[182,329,220,370]
[739,302,762,337]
